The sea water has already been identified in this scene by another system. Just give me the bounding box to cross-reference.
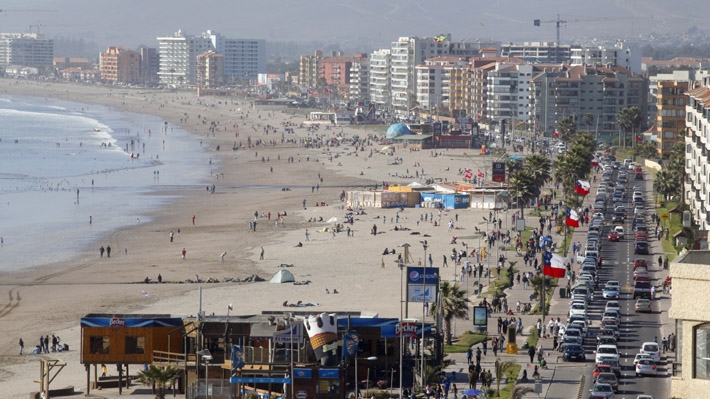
[0,95,212,272]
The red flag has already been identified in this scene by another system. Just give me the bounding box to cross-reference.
[574,180,590,196]
[552,129,560,138]
[543,253,567,278]
[565,207,580,228]
[477,170,485,178]
[477,114,481,119]
[464,169,472,179]
[636,135,643,142]
[591,155,599,167]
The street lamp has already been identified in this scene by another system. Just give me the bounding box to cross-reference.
[397,258,406,399]
[421,241,428,389]
[355,356,377,399]
[197,349,213,397]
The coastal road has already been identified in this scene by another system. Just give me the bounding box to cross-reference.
[578,168,670,397]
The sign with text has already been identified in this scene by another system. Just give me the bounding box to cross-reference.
[406,266,439,303]
[473,306,488,326]
[396,321,419,337]
[492,162,506,183]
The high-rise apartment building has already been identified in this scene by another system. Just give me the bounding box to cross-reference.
[486,63,535,125]
[570,40,641,74]
[684,76,710,233]
[530,65,647,138]
[0,33,53,70]
[349,57,369,102]
[415,57,469,114]
[139,47,159,83]
[299,50,322,89]
[369,49,391,107]
[656,81,689,157]
[100,46,140,83]
[501,42,571,63]
[196,51,224,88]
[157,29,265,86]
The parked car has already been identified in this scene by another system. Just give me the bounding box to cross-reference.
[563,343,586,362]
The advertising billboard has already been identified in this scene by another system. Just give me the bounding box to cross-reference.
[492,162,506,183]
[406,267,439,303]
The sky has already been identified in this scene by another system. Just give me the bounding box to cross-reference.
[1,0,709,50]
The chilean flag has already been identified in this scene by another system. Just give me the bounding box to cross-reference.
[477,169,485,178]
[464,169,473,179]
[591,155,600,167]
[565,207,580,228]
[574,180,591,196]
[543,252,567,278]
[551,129,560,138]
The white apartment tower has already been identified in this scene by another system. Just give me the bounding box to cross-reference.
[369,49,391,107]
[349,57,370,102]
[390,35,452,114]
[0,33,53,69]
[415,57,469,114]
[685,75,710,234]
[570,40,641,75]
[486,63,535,126]
[206,30,265,81]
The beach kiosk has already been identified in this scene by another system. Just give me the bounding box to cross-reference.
[80,313,185,395]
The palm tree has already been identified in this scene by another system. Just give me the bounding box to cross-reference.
[617,106,643,148]
[524,154,552,195]
[494,359,514,396]
[556,116,576,142]
[654,169,680,202]
[511,385,535,399]
[424,356,454,384]
[431,281,470,345]
[508,170,535,211]
[136,365,181,399]
[582,113,594,132]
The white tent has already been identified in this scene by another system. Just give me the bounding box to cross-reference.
[407,182,425,188]
[327,217,338,223]
[270,270,295,284]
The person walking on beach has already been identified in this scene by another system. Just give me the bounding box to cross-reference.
[220,252,226,262]
[170,231,174,242]
[106,245,111,257]
[305,229,310,241]
[260,247,264,260]
[181,248,186,259]
[19,338,23,355]
[192,215,196,225]
[99,246,104,257]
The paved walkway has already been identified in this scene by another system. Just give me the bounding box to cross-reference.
[440,167,675,398]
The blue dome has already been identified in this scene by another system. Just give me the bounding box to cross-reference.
[386,123,412,139]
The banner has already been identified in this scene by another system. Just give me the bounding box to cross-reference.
[492,162,506,183]
[231,345,245,369]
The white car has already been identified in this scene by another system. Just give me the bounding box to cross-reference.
[636,359,658,376]
[569,303,588,318]
[639,342,661,362]
[595,344,620,363]
[613,226,624,238]
[605,301,621,312]
[634,353,654,365]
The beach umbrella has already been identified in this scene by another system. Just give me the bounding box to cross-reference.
[462,389,484,397]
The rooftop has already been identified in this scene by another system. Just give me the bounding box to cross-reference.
[676,250,710,265]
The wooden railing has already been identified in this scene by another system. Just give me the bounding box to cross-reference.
[153,350,194,368]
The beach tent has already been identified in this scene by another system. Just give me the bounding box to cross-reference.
[270,270,295,284]
[326,217,338,223]
[386,123,412,139]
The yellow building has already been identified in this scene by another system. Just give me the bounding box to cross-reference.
[656,81,689,158]
[669,250,710,398]
[99,46,139,83]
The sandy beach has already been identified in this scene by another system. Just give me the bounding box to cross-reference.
[0,79,500,397]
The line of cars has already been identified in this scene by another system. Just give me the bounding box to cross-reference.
[563,156,657,399]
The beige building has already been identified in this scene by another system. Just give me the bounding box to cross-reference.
[196,51,224,88]
[100,46,140,83]
[669,250,710,398]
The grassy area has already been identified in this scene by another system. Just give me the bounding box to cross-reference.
[444,332,489,353]
[655,201,684,261]
[482,265,518,298]
[496,364,523,399]
[525,327,540,350]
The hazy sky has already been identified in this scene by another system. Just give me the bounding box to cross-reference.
[2,0,708,49]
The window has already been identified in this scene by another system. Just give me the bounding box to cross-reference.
[125,336,146,354]
[90,336,110,354]
[695,323,710,378]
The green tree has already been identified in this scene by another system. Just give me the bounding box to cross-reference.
[424,356,454,384]
[508,170,536,210]
[136,365,181,399]
[634,141,658,159]
[524,154,552,195]
[617,106,643,148]
[431,281,470,345]
[494,359,515,397]
[654,168,680,201]
[555,116,576,141]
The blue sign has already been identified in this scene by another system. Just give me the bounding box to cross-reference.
[293,368,312,379]
[318,369,340,379]
[407,267,439,284]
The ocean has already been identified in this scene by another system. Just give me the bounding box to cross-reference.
[0,95,211,272]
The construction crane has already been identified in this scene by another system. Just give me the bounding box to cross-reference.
[29,21,74,35]
[534,14,654,46]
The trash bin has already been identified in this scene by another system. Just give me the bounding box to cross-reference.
[559,288,566,298]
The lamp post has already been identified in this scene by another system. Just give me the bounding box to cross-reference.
[397,259,405,399]
[197,349,213,398]
[355,356,377,399]
[421,241,428,389]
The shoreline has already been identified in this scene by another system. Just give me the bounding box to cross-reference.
[0,79,497,397]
